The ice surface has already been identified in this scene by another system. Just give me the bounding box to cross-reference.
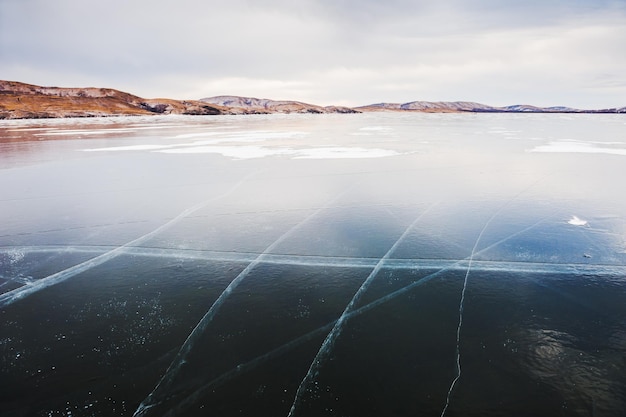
[2,113,626,417]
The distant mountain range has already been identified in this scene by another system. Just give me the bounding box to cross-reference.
[1,80,624,119]
[354,101,626,113]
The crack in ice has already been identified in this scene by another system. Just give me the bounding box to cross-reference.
[133,191,350,417]
[0,172,260,308]
[287,203,437,417]
[147,213,557,417]
[439,202,525,417]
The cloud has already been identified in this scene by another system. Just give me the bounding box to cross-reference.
[1,0,625,107]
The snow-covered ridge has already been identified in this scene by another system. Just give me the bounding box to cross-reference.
[200,95,358,114]
[356,101,626,113]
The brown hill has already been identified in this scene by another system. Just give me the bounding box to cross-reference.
[0,80,222,119]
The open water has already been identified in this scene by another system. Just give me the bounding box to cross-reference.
[1,113,625,417]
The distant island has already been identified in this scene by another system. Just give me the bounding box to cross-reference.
[1,80,624,120]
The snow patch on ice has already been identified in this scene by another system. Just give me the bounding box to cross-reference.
[352,126,395,136]
[294,147,400,159]
[568,216,588,226]
[157,145,401,160]
[36,128,145,136]
[530,141,626,156]
[159,146,297,159]
[83,144,173,151]
[172,130,305,141]
[359,126,393,131]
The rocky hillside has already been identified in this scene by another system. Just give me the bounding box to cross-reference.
[200,96,358,114]
[0,80,222,119]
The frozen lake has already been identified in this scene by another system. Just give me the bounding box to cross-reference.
[1,113,626,417]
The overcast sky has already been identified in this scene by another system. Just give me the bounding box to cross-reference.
[1,0,625,107]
